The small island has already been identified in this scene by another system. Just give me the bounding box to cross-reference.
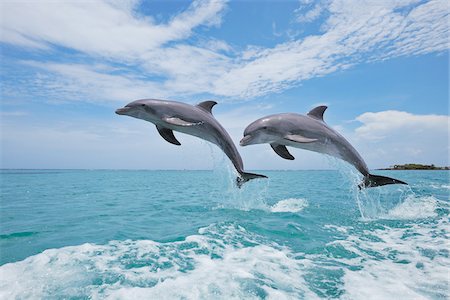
[378,163,449,170]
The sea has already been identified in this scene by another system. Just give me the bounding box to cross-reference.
[0,162,449,299]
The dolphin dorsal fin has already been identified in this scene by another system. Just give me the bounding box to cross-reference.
[197,101,217,114]
[307,105,327,121]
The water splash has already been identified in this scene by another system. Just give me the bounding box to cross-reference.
[382,195,442,219]
[325,156,417,220]
[356,183,417,220]
[204,142,270,211]
[270,198,308,213]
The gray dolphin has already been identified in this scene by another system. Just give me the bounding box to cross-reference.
[116,99,267,187]
[240,106,407,188]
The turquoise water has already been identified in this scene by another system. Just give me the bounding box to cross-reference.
[0,167,449,299]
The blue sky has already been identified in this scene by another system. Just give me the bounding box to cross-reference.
[1,0,448,170]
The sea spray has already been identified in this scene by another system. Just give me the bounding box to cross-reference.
[325,156,414,219]
[204,142,270,211]
[270,198,309,213]
[356,184,416,220]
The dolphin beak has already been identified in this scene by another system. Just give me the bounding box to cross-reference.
[240,135,252,146]
[115,107,130,115]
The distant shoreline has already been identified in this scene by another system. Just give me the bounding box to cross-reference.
[377,164,449,170]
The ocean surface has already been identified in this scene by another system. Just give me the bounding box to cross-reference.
[0,165,449,299]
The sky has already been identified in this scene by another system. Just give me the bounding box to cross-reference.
[0,0,449,170]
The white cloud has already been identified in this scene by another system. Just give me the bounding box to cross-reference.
[211,0,449,98]
[353,110,449,167]
[141,44,231,94]
[355,110,449,140]
[22,61,171,103]
[295,0,328,23]
[0,0,227,59]
[201,38,233,53]
[1,0,448,101]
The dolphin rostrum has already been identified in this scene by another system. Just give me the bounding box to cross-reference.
[240,106,407,188]
[116,99,267,187]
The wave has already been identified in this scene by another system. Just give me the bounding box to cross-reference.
[333,218,450,300]
[431,184,450,190]
[1,218,448,299]
[0,223,318,300]
[382,195,441,220]
[0,231,39,240]
[270,198,308,213]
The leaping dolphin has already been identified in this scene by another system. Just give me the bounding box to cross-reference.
[240,106,407,188]
[116,99,267,187]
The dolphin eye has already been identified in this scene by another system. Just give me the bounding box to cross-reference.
[262,126,267,130]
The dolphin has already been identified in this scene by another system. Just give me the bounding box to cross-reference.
[240,106,407,188]
[116,99,267,187]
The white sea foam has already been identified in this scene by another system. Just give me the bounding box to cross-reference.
[323,224,351,233]
[270,198,308,213]
[1,217,448,299]
[0,224,319,300]
[383,195,439,219]
[338,218,450,300]
[431,184,450,190]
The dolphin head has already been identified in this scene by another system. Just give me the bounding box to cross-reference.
[115,99,157,120]
[240,117,282,146]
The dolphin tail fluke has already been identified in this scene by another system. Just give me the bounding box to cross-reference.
[236,172,268,188]
[359,174,407,189]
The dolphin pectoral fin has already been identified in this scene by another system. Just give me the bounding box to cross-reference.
[284,134,317,144]
[270,143,295,160]
[307,105,327,121]
[163,117,203,127]
[196,101,217,114]
[156,125,181,146]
